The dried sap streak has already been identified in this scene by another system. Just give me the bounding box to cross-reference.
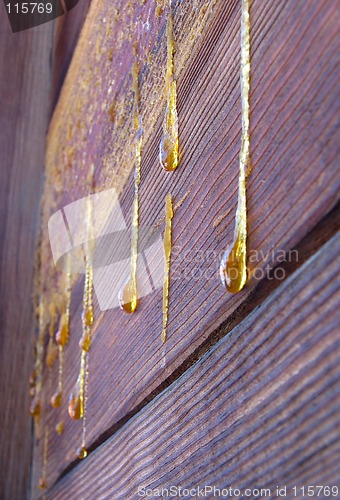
[46,302,58,371]
[119,57,143,313]
[78,352,89,460]
[51,268,71,410]
[220,0,251,293]
[77,251,93,460]
[160,8,179,171]
[30,299,46,423]
[68,196,94,460]
[38,425,49,489]
[162,194,173,343]
[39,298,60,490]
[68,254,93,421]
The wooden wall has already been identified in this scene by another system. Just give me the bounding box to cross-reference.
[3,0,338,498]
[0,2,90,499]
[0,7,53,499]
[47,234,340,498]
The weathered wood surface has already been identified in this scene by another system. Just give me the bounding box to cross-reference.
[33,0,340,494]
[0,6,54,500]
[47,234,340,499]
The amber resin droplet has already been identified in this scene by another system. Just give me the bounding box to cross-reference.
[68,350,86,420]
[29,368,38,388]
[82,305,94,328]
[160,9,178,171]
[29,368,38,398]
[119,54,142,313]
[56,421,65,435]
[119,273,138,313]
[162,194,174,342]
[79,327,91,352]
[77,446,88,459]
[38,478,47,490]
[46,337,58,368]
[220,0,251,294]
[30,396,41,417]
[68,383,83,420]
[55,312,69,346]
[220,227,247,293]
[50,390,62,408]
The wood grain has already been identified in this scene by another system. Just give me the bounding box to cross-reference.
[51,0,93,110]
[33,0,340,493]
[0,6,54,500]
[47,234,340,499]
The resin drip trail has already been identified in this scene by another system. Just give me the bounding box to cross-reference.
[39,328,56,490]
[162,194,173,342]
[68,192,94,460]
[46,302,58,372]
[38,424,49,489]
[39,375,50,489]
[51,263,71,410]
[220,0,251,293]
[29,298,46,429]
[77,353,89,460]
[119,55,143,313]
[159,7,179,171]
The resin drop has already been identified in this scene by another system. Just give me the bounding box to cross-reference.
[38,478,47,490]
[68,350,86,420]
[82,305,94,328]
[68,382,83,420]
[29,368,38,398]
[50,390,62,408]
[56,421,65,435]
[119,275,138,313]
[55,312,69,346]
[46,337,58,368]
[220,0,251,294]
[79,327,91,352]
[29,368,37,388]
[160,10,178,171]
[30,396,41,417]
[220,225,247,293]
[77,446,88,459]
[162,194,174,343]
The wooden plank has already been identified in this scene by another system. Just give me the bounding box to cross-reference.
[48,234,340,498]
[51,0,93,110]
[0,6,54,500]
[33,0,340,492]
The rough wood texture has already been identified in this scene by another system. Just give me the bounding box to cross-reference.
[48,234,340,498]
[33,0,340,494]
[0,6,54,500]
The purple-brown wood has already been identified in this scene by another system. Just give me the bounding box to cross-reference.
[48,234,340,499]
[32,0,340,495]
[0,5,54,499]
